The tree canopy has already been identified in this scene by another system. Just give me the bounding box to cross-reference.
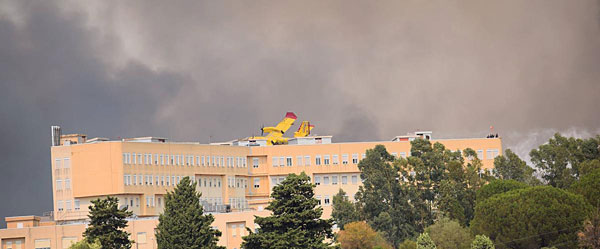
[424,218,472,249]
[530,133,600,189]
[155,176,224,249]
[416,233,437,249]
[471,235,494,249]
[83,196,133,249]
[471,186,592,249]
[476,179,529,203]
[332,189,360,230]
[337,221,391,249]
[241,172,333,249]
[493,149,539,185]
[355,145,420,248]
[569,168,600,208]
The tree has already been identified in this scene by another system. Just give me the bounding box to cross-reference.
[355,145,420,248]
[580,159,600,176]
[68,240,101,249]
[578,210,600,249]
[424,218,472,249]
[530,133,600,189]
[399,240,417,249]
[471,186,592,249]
[332,189,360,230]
[476,179,529,203]
[416,233,437,249]
[155,176,224,249]
[337,221,391,249]
[83,196,133,249]
[569,168,600,208]
[241,172,333,249]
[470,235,494,249]
[493,149,539,185]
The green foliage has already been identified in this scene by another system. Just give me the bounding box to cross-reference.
[476,179,529,203]
[569,168,600,208]
[332,189,360,230]
[416,233,437,249]
[470,235,494,249]
[155,176,224,249]
[83,196,133,249]
[399,240,417,249]
[68,240,101,249]
[355,145,420,248]
[580,159,600,176]
[241,172,333,249]
[493,149,539,185]
[529,133,600,189]
[471,186,592,249]
[424,217,472,249]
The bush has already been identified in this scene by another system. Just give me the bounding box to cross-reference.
[425,217,472,249]
[417,233,437,249]
[470,235,494,249]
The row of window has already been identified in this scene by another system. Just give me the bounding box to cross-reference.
[56,199,80,211]
[54,158,71,168]
[314,174,359,185]
[123,174,192,187]
[271,153,369,167]
[122,153,247,168]
[55,178,71,190]
[227,176,248,189]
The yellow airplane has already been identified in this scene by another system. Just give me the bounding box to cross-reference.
[254,112,298,145]
[294,121,314,137]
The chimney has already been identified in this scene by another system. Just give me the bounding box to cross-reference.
[51,126,61,146]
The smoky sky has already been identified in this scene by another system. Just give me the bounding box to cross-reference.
[0,0,599,225]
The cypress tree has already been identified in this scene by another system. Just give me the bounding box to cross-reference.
[241,172,333,249]
[83,196,133,249]
[155,176,224,249]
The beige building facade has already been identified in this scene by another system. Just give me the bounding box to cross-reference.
[1,128,502,249]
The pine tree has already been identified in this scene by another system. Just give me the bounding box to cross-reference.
[83,196,133,249]
[241,172,333,249]
[155,176,224,249]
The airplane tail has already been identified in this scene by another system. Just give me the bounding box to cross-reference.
[294,121,315,137]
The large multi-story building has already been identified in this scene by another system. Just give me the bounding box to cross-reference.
[1,127,502,249]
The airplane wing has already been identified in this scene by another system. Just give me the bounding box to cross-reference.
[263,112,297,139]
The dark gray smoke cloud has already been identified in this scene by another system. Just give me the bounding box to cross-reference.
[0,0,599,226]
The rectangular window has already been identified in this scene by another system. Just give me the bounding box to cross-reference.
[362,153,366,159]
[63,158,70,168]
[55,158,62,168]
[400,152,407,158]
[332,155,339,164]
[139,175,143,185]
[137,232,147,244]
[286,157,293,166]
[57,200,63,211]
[316,195,322,205]
[243,158,247,167]
[324,196,330,205]
[220,156,224,167]
[324,155,330,165]
[392,152,398,158]
[323,176,330,185]
[332,175,338,185]
[314,176,321,185]
[254,178,260,188]
[342,154,348,164]
[279,157,285,167]
[352,175,358,184]
[133,175,137,185]
[161,176,165,186]
[477,150,484,159]
[272,157,278,167]
[56,179,62,190]
[342,175,348,184]
[296,156,303,166]
[74,199,80,210]
[154,154,158,164]
[65,200,71,211]
[34,239,51,249]
[316,155,321,165]
[65,178,71,189]
[304,156,311,166]
[352,153,359,164]
[132,153,136,164]
[253,158,259,168]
